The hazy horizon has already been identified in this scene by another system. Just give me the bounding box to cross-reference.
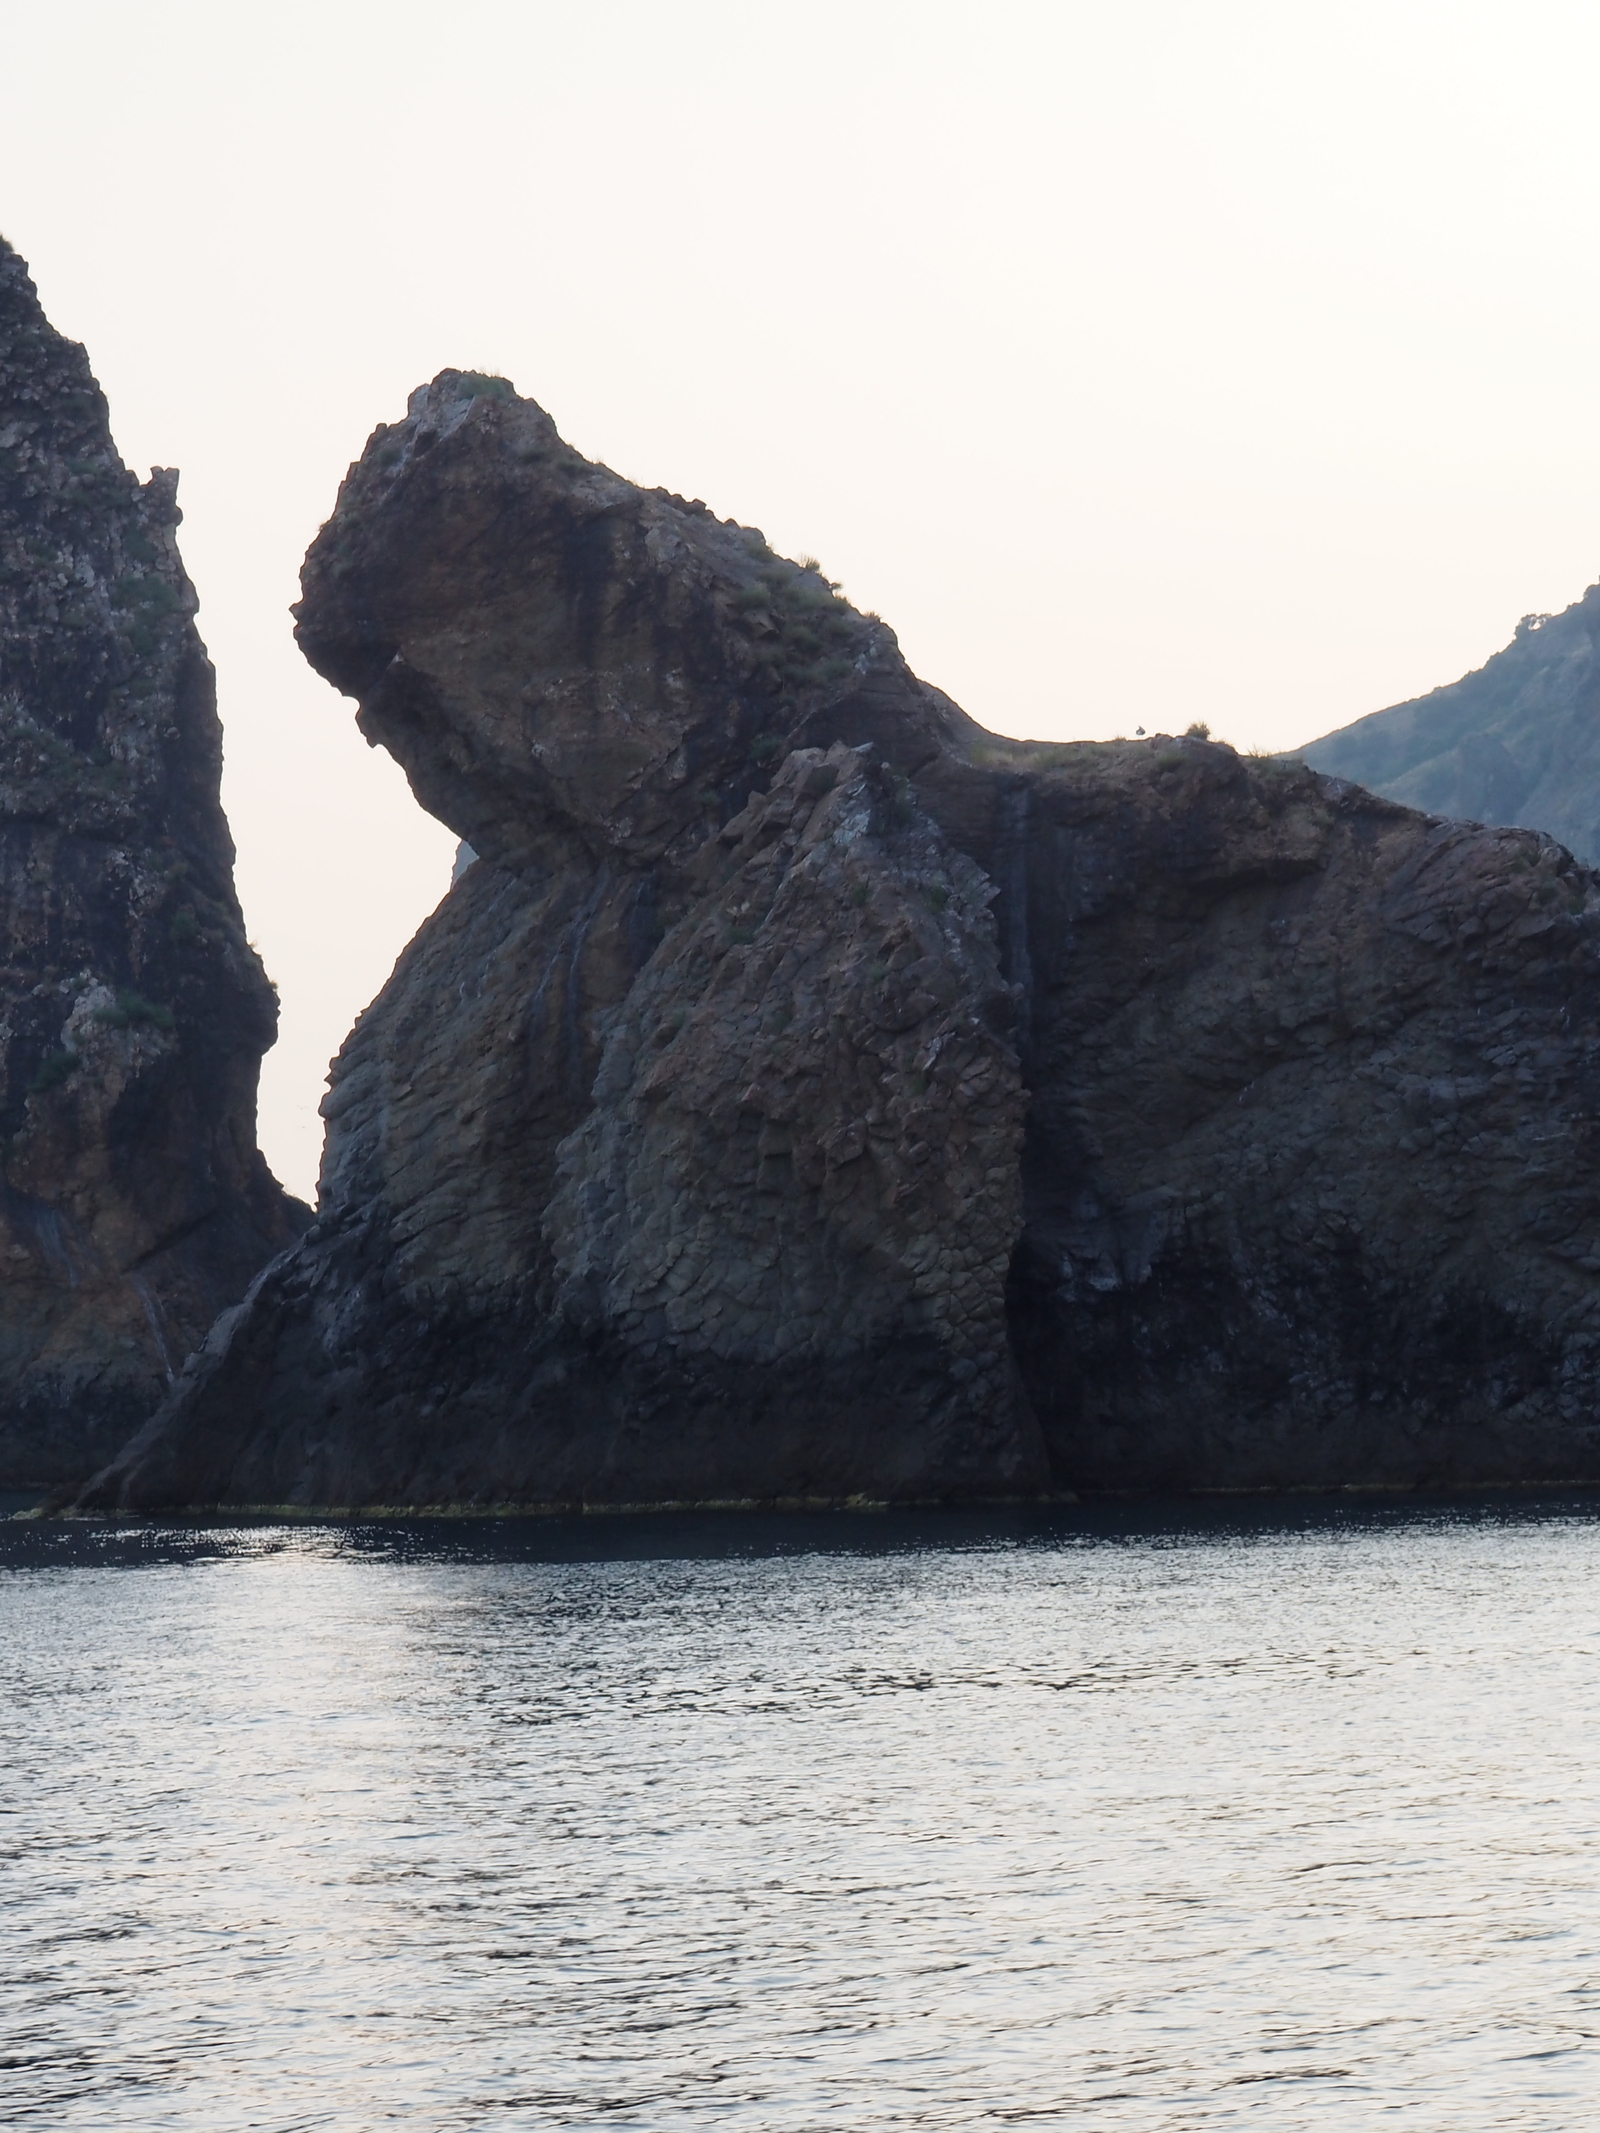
[6,0,1600,1197]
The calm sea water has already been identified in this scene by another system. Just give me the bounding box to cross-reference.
[3,1496,1600,2131]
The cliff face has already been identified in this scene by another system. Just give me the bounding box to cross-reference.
[995,751,1600,1487]
[75,374,1600,1508]
[0,240,306,1485]
[1299,587,1600,864]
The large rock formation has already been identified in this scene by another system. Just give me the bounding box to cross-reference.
[1299,585,1600,863]
[75,374,1600,1509]
[0,239,306,1485]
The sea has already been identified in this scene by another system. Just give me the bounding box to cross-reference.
[3,1493,1598,2130]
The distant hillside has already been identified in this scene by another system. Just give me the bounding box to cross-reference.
[1298,583,1600,865]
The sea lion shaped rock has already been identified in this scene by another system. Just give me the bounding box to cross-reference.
[71,375,1600,1509]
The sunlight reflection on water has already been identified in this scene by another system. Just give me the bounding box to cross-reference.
[3,1498,1600,2130]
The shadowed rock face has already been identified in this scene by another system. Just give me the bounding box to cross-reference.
[0,240,306,1485]
[74,372,1600,1509]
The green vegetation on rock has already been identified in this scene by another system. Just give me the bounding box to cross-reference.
[91,989,175,1032]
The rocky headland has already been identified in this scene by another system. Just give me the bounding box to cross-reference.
[68,372,1600,1510]
[1301,584,1600,864]
[0,240,306,1485]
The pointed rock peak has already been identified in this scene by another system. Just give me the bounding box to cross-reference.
[0,240,307,1491]
[2,235,110,427]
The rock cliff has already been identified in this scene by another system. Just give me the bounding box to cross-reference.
[1299,585,1600,863]
[0,239,306,1485]
[75,374,1600,1508]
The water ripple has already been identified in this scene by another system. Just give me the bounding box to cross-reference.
[2,1498,1600,2127]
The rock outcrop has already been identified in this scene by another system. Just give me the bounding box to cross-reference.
[74,373,1600,1509]
[1299,585,1600,864]
[0,239,306,1485]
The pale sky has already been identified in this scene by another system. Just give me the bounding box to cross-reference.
[4,0,1600,1199]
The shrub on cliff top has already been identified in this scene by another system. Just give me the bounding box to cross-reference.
[454,373,514,403]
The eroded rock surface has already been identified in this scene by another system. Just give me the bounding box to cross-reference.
[75,372,1600,1508]
[0,240,305,1484]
